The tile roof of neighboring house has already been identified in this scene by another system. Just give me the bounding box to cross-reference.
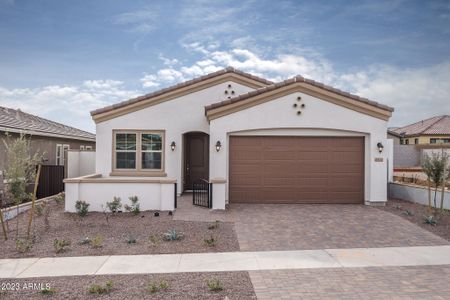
[387,130,402,138]
[90,67,273,116]
[205,75,394,112]
[391,115,450,136]
[0,106,95,141]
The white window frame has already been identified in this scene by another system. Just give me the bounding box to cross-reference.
[56,144,70,166]
[85,145,93,150]
[80,145,85,150]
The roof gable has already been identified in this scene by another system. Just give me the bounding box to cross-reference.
[205,76,394,121]
[392,115,450,136]
[91,67,272,123]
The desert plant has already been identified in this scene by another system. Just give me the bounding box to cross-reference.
[53,239,71,253]
[208,220,220,230]
[75,201,89,217]
[35,202,44,216]
[88,280,114,294]
[204,235,217,247]
[43,204,51,231]
[148,234,160,245]
[106,197,122,213]
[424,215,438,226]
[91,236,103,248]
[147,280,169,293]
[126,235,137,244]
[164,229,183,241]
[78,237,91,245]
[124,196,140,215]
[422,153,447,211]
[206,278,223,292]
[403,210,413,216]
[15,238,33,253]
[54,193,64,205]
[40,287,55,295]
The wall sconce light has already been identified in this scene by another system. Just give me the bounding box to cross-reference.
[215,141,222,152]
[377,142,384,153]
[170,141,176,151]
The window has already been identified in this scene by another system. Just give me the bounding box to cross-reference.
[113,130,164,173]
[405,139,409,145]
[80,145,85,150]
[56,144,70,166]
[85,145,93,150]
[430,138,437,144]
[414,138,418,144]
[400,139,404,145]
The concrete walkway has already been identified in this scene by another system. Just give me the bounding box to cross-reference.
[2,245,450,279]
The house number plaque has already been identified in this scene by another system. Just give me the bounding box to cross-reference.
[374,157,383,162]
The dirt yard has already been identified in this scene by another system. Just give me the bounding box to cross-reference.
[0,272,256,300]
[0,199,239,258]
[378,198,450,241]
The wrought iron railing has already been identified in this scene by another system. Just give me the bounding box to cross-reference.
[192,179,212,208]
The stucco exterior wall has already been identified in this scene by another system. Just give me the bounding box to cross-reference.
[67,150,96,178]
[209,91,389,207]
[95,81,255,194]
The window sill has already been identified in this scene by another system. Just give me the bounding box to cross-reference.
[110,171,167,177]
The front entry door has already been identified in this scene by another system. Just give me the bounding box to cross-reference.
[184,133,209,190]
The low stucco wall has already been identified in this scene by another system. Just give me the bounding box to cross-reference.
[1,194,58,221]
[67,150,96,178]
[389,182,450,210]
[64,174,176,212]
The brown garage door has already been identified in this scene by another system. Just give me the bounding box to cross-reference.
[229,136,364,204]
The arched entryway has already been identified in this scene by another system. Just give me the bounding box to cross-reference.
[183,132,209,191]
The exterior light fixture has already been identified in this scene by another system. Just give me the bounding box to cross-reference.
[377,142,384,153]
[170,141,176,151]
[215,141,222,152]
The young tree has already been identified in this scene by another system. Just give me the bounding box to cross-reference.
[422,152,446,212]
[2,133,41,239]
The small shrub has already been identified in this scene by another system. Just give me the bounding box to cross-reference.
[206,278,223,292]
[54,193,65,205]
[148,234,160,245]
[88,280,114,294]
[164,229,183,241]
[78,237,91,245]
[91,236,103,248]
[40,287,55,295]
[35,203,44,216]
[147,280,169,293]
[75,201,89,217]
[204,235,217,247]
[394,205,402,210]
[424,215,437,226]
[16,238,33,253]
[126,235,137,244]
[208,220,220,230]
[106,197,122,213]
[54,239,71,253]
[124,196,140,215]
[403,210,413,216]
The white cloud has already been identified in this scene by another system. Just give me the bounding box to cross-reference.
[113,9,158,33]
[0,80,139,133]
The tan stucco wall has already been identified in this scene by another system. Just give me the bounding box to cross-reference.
[402,135,450,145]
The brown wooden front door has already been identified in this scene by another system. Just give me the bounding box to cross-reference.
[184,132,209,190]
[229,136,364,204]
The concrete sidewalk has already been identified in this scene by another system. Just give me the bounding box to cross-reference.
[1,245,450,279]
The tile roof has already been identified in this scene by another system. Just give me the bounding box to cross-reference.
[90,67,273,116]
[205,75,394,112]
[0,106,95,141]
[392,115,450,136]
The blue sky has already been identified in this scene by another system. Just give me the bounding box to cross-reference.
[0,0,449,133]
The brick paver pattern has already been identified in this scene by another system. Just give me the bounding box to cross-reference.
[231,203,448,251]
[250,265,450,300]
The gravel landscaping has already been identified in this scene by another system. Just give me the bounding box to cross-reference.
[0,198,239,258]
[0,272,256,299]
[378,198,450,241]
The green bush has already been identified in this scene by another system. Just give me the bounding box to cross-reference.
[126,235,137,244]
[40,287,55,295]
[207,220,220,230]
[88,280,114,294]
[106,197,122,213]
[204,235,217,247]
[54,193,65,205]
[124,196,140,215]
[53,239,71,253]
[75,201,89,217]
[164,229,183,241]
[91,236,103,248]
[148,234,160,246]
[424,215,437,226]
[206,278,223,292]
[147,280,169,293]
[16,238,33,253]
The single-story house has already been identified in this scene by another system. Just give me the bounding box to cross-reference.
[64,67,394,212]
[0,105,95,201]
[391,115,450,145]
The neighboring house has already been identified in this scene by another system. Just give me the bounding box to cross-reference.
[65,67,393,212]
[387,129,401,144]
[391,115,450,145]
[0,106,96,191]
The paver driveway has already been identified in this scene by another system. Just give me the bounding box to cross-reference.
[229,203,448,251]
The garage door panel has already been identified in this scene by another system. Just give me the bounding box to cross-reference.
[229,136,364,204]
